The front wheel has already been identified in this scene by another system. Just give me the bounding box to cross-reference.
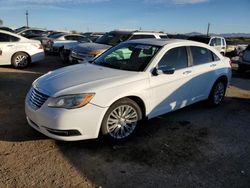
[101,98,142,142]
[208,80,226,106]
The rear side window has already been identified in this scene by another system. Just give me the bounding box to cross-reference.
[215,38,221,46]
[130,35,155,40]
[158,47,188,70]
[190,46,213,65]
[0,33,19,42]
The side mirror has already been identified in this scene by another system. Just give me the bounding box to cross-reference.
[152,65,175,76]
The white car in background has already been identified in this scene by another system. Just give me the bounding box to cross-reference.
[0,30,44,68]
[188,36,227,55]
[25,39,231,142]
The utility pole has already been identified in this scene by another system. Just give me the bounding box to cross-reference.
[207,22,210,36]
[26,10,29,27]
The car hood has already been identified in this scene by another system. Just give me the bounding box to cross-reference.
[33,63,140,97]
[73,42,111,54]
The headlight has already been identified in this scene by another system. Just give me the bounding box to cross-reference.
[48,93,95,109]
[89,50,104,57]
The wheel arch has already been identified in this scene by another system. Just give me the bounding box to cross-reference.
[215,75,228,86]
[105,95,147,119]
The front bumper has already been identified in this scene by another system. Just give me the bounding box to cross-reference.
[31,51,45,63]
[25,94,108,141]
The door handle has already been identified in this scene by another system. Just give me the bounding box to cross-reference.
[0,49,2,56]
[7,45,14,47]
[183,70,192,75]
[210,64,217,67]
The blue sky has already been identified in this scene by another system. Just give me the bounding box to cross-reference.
[0,0,249,34]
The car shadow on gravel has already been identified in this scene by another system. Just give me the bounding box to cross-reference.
[55,96,250,187]
[55,101,211,187]
[0,70,48,142]
[0,56,66,142]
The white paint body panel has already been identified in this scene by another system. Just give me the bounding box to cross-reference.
[25,39,232,141]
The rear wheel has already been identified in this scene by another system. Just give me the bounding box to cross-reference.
[11,52,30,68]
[208,80,226,106]
[101,98,142,142]
[59,48,68,64]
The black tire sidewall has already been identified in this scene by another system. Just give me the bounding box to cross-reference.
[208,80,226,106]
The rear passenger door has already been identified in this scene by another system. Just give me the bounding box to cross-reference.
[189,46,221,101]
[0,33,20,65]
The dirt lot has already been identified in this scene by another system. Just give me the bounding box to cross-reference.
[0,56,250,187]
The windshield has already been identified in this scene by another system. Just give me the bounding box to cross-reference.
[48,33,65,39]
[188,36,210,44]
[95,32,131,46]
[93,42,161,72]
[15,26,29,33]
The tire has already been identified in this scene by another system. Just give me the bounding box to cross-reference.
[207,80,226,106]
[101,98,142,142]
[59,48,69,64]
[11,52,30,68]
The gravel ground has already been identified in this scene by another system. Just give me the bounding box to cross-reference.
[0,56,249,188]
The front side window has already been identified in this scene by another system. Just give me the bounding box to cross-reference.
[190,46,213,65]
[94,43,160,72]
[158,47,188,70]
[210,38,216,46]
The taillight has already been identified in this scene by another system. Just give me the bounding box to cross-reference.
[38,44,43,49]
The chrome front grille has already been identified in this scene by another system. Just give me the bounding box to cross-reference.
[28,88,49,110]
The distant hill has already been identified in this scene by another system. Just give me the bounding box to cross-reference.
[182,32,250,38]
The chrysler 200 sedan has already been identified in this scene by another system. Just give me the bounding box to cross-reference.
[25,39,232,141]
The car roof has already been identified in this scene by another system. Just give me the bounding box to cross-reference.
[123,38,200,47]
[111,30,165,35]
[0,29,29,40]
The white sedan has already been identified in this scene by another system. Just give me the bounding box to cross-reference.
[25,39,232,141]
[0,30,44,68]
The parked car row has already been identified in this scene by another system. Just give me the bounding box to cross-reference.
[69,30,168,64]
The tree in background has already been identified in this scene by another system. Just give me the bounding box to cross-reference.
[0,19,3,26]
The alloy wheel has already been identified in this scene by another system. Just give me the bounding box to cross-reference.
[106,105,139,139]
